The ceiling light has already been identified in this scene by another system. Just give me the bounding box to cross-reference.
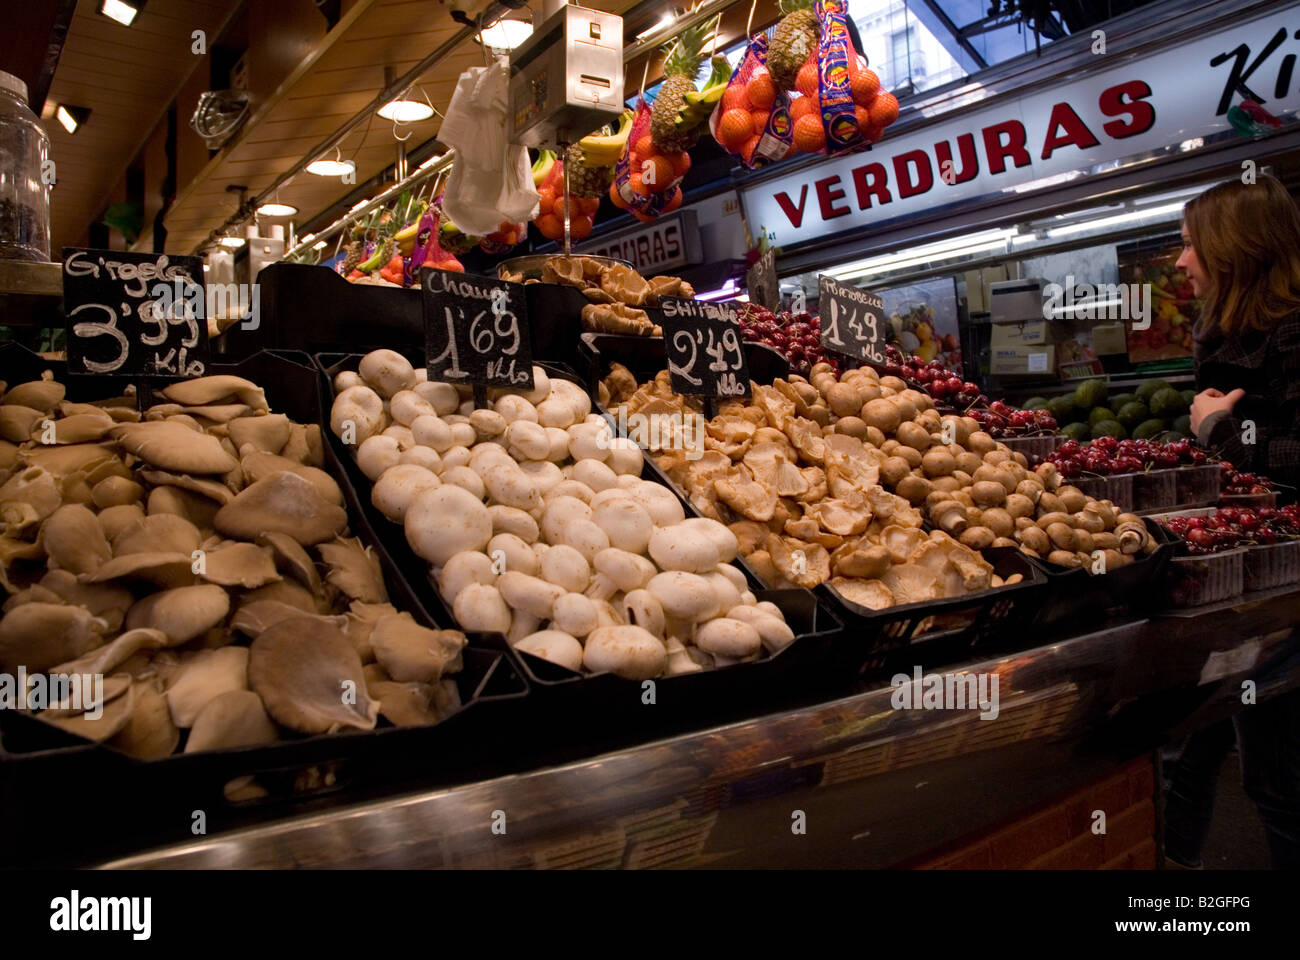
[306,156,355,177]
[256,202,298,217]
[417,153,445,170]
[1045,202,1185,239]
[378,99,435,122]
[828,228,1019,281]
[55,105,90,135]
[99,0,142,26]
[219,236,246,248]
[313,241,327,250]
[479,18,533,50]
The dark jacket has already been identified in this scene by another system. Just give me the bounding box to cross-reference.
[1194,313,1300,491]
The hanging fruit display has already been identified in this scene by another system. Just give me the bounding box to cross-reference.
[768,0,820,92]
[648,17,728,154]
[710,33,793,168]
[532,150,599,241]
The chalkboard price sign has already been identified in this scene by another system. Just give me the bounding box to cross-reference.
[62,248,209,378]
[659,297,751,398]
[818,276,886,366]
[422,270,534,391]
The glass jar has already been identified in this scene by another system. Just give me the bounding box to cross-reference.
[0,70,51,262]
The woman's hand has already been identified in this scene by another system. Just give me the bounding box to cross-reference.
[1190,387,1245,433]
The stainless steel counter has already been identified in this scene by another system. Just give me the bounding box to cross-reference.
[102,587,1300,869]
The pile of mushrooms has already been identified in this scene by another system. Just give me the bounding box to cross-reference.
[600,365,1027,613]
[0,369,467,761]
[601,362,1154,606]
[331,350,797,681]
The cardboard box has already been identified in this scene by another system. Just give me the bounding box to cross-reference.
[991,344,1057,377]
[990,318,1069,350]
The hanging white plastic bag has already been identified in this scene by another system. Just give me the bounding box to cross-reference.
[440,58,539,236]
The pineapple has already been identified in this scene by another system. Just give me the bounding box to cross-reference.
[566,145,614,199]
[649,17,715,153]
[769,0,820,92]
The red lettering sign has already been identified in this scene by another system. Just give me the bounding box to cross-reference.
[934,133,979,184]
[982,120,1031,174]
[892,149,933,198]
[1040,101,1100,159]
[774,185,809,227]
[1100,80,1155,138]
[852,162,892,209]
[816,176,851,219]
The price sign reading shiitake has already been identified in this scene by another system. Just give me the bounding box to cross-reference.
[422,270,534,390]
[659,297,751,399]
[62,248,209,378]
[819,276,886,367]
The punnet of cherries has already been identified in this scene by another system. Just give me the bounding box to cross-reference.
[737,304,841,377]
[1045,436,1208,479]
[1160,504,1300,554]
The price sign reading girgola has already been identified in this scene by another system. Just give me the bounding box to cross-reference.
[819,276,886,367]
[422,270,534,390]
[62,248,209,378]
[659,297,751,398]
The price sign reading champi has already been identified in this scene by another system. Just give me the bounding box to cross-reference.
[659,297,751,398]
[818,276,886,367]
[62,248,209,377]
[422,270,534,391]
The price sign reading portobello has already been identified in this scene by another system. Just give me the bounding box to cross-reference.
[62,248,209,377]
[422,270,534,391]
[659,297,751,398]
[819,276,886,367]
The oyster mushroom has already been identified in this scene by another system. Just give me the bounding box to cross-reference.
[184,689,279,753]
[198,542,282,588]
[109,680,179,758]
[214,472,347,546]
[317,537,388,604]
[111,513,202,556]
[49,627,168,676]
[369,612,465,683]
[146,485,219,531]
[165,646,250,727]
[225,414,291,454]
[0,405,44,443]
[138,470,236,505]
[160,375,268,412]
[238,451,343,506]
[232,600,344,639]
[41,503,112,574]
[0,465,62,521]
[124,584,231,646]
[40,680,135,742]
[248,617,380,734]
[3,380,65,412]
[258,531,321,593]
[0,602,106,673]
[368,680,458,727]
[41,412,115,444]
[241,578,324,613]
[111,421,239,475]
[82,552,197,590]
[340,601,398,662]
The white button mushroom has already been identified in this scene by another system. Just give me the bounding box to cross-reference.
[439,465,487,500]
[593,548,657,592]
[695,618,762,660]
[539,544,591,593]
[411,414,454,452]
[469,409,507,441]
[333,370,362,393]
[389,390,437,426]
[591,498,653,554]
[498,570,566,620]
[571,458,618,492]
[413,381,460,416]
[605,437,644,476]
[702,571,743,614]
[482,464,542,511]
[358,349,416,398]
[582,626,666,680]
[647,571,720,622]
[541,495,593,544]
[372,464,441,522]
[506,610,541,645]
[505,420,551,461]
[381,424,415,450]
[356,435,403,482]
[558,518,610,562]
[626,482,686,526]
[449,422,477,448]
[724,605,796,654]
[438,550,496,603]
[518,460,564,495]
[438,445,472,471]
[680,517,740,563]
[544,479,594,503]
[621,589,665,638]
[399,446,442,471]
[514,630,583,672]
[486,533,539,577]
[712,562,749,593]
[330,384,385,445]
[647,526,719,574]
[452,582,511,634]
[544,427,570,462]
[488,505,540,542]
[551,593,599,637]
[493,394,538,425]
[567,421,613,462]
[405,485,491,566]
[521,367,551,405]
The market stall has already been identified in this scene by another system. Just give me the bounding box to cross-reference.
[1,0,1298,875]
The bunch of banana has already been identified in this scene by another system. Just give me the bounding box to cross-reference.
[532,149,557,186]
[574,110,633,167]
[395,201,429,256]
[674,55,731,134]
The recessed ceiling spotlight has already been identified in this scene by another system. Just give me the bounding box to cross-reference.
[99,0,143,27]
[55,104,91,134]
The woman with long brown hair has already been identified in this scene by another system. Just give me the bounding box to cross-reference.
[1164,173,1300,870]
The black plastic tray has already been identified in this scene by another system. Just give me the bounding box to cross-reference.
[0,344,528,867]
[314,349,849,753]
[813,547,1049,682]
[1024,517,1176,631]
